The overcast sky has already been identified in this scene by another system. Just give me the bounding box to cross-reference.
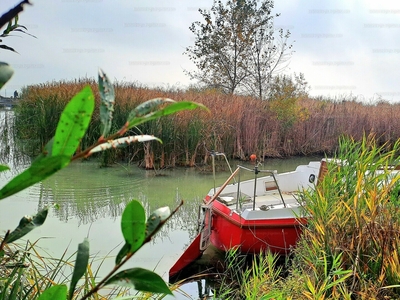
[1,0,400,102]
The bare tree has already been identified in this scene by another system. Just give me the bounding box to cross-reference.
[185,0,293,98]
[243,14,293,99]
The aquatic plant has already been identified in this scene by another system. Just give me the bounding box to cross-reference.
[14,80,400,163]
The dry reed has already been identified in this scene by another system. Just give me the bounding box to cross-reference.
[13,80,400,168]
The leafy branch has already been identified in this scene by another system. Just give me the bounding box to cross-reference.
[0,66,207,298]
[0,0,36,53]
[79,200,184,300]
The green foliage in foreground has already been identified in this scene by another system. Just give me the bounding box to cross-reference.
[0,62,206,299]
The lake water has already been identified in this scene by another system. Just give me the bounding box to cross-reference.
[0,110,321,299]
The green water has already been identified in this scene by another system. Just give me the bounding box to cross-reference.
[0,110,322,298]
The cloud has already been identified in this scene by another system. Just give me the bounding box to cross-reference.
[275,0,400,102]
[0,0,399,102]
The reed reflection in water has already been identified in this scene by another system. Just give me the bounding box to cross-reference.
[37,161,210,239]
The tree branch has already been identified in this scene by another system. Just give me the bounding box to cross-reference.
[0,0,31,30]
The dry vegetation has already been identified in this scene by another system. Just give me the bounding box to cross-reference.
[13,79,400,168]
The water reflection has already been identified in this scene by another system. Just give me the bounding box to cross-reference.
[34,162,209,244]
[0,110,31,171]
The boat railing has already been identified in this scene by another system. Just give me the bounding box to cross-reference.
[207,151,287,210]
[236,165,287,210]
[210,150,236,194]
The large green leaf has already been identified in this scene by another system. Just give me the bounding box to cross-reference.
[37,285,67,300]
[52,86,95,157]
[5,208,48,243]
[0,62,14,89]
[98,68,115,137]
[89,135,161,154]
[121,200,146,253]
[103,267,172,295]
[117,206,171,264]
[0,164,9,172]
[68,238,89,300]
[0,155,70,200]
[127,100,207,129]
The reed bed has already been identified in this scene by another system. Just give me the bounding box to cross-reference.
[12,80,400,168]
[292,136,400,299]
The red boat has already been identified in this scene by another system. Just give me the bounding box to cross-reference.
[169,155,327,278]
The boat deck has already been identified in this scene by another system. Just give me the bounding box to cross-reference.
[217,191,302,212]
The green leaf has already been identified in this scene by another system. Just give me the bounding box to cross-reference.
[127,101,207,129]
[68,238,89,300]
[0,62,14,89]
[121,200,146,253]
[0,155,70,200]
[104,267,172,295]
[32,137,54,162]
[128,98,174,120]
[115,242,130,265]
[6,208,48,243]
[4,20,13,35]
[37,285,68,300]
[89,135,161,154]
[98,68,115,137]
[0,164,9,172]
[0,44,18,53]
[145,206,171,240]
[52,86,95,157]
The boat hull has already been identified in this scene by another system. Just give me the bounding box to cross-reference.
[209,200,307,254]
[169,233,202,279]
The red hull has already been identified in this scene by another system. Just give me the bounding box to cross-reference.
[169,233,202,278]
[209,200,306,254]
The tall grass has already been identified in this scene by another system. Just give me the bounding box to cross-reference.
[239,251,284,300]
[0,239,131,300]
[235,135,400,299]
[294,135,400,299]
[13,80,400,167]
[205,247,289,299]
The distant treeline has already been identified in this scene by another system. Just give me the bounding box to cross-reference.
[12,79,400,168]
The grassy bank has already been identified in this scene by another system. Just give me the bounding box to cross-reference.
[13,79,400,167]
